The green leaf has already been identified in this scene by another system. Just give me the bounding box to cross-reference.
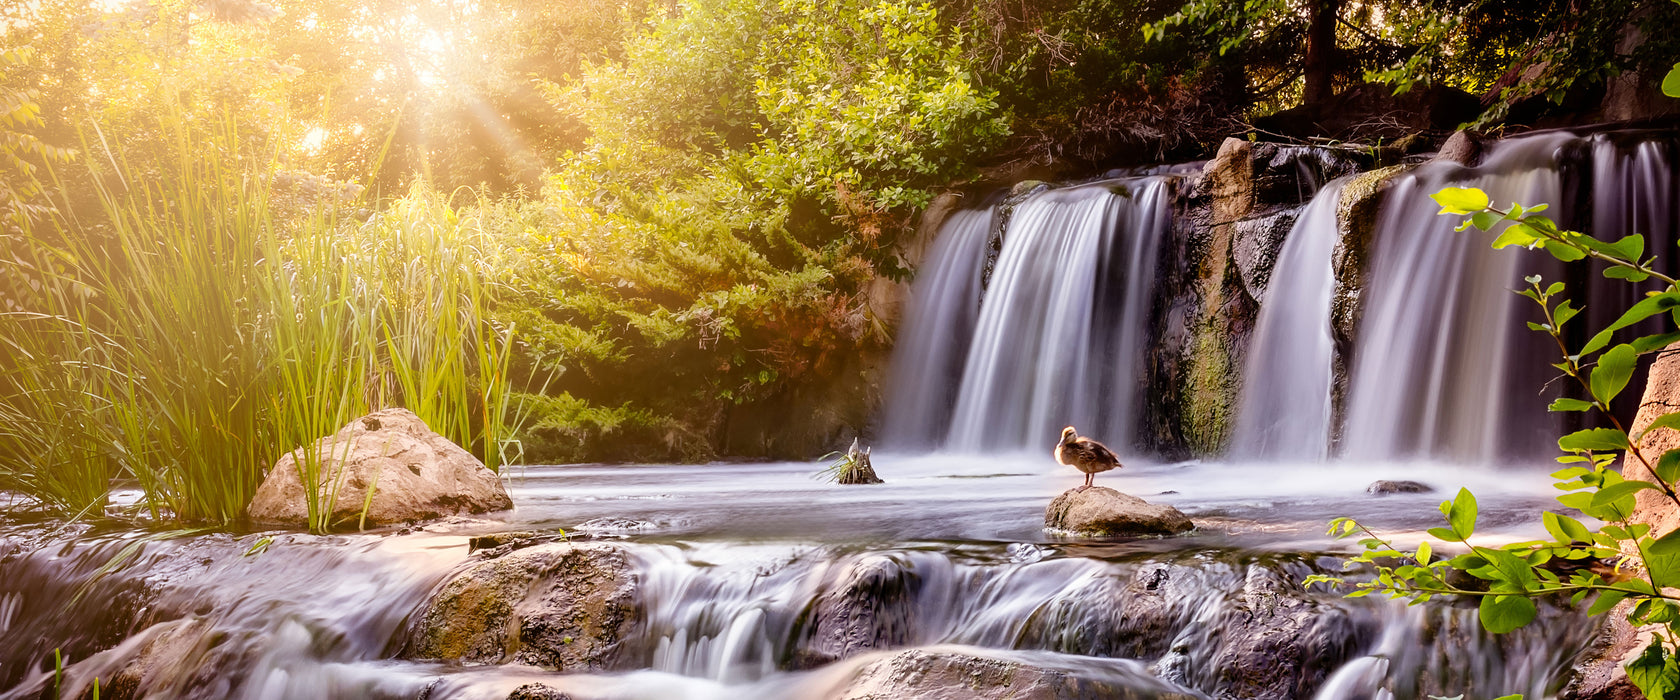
[1606,266,1651,283]
[1627,640,1680,700]
[1490,222,1540,250]
[1558,427,1631,453]
[1588,588,1629,616]
[1634,332,1680,354]
[1658,449,1680,485]
[1643,413,1680,440]
[1549,397,1595,412]
[1543,510,1593,543]
[1591,344,1638,406]
[1427,526,1460,541]
[1469,211,1502,231]
[1544,240,1588,261]
[1448,487,1477,539]
[1605,234,1646,263]
[1581,291,1680,357]
[1415,540,1431,565]
[1555,300,1581,328]
[1665,62,1680,98]
[1478,594,1536,633]
[1590,480,1657,517]
[1652,528,1680,556]
[1432,187,1491,215]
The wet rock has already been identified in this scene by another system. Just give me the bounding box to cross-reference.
[791,554,921,669]
[1232,210,1299,305]
[248,408,512,530]
[507,683,574,700]
[469,531,540,553]
[1152,565,1362,700]
[1433,130,1482,167]
[94,618,209,700]
[403,542,636,671]
[834,648,1196,700]
[1045,487,1193,537]
[1366,480,1433,495]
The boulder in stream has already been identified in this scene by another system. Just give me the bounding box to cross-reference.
[403,541,636,671]
[248,408,512,529]
[1365,480,1433,495]
[1045,487,1193,536]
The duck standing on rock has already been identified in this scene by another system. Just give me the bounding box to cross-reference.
[1055,426,1121,492]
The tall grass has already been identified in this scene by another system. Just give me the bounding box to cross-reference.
[0,115,518,531]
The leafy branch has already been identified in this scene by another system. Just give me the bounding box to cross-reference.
[1308,186,1680,699]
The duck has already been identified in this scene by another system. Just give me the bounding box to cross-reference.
[1055,426,1121,492]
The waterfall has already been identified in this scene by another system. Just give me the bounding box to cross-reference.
[880,208,995,449]
[885,176,1171,453]
[1230,180,1347,461]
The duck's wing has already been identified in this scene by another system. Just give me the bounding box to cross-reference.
[1078,438,1120,465]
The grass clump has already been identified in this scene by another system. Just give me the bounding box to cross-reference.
[0,114,518,531]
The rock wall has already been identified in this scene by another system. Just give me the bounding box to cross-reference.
[1144,139,1375,456]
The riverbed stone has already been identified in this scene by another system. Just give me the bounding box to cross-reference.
[1365,480,1433,495]
[1152,565,1361,700]
[1045,487,1194,536]
[834,648,1196,700]
[248,408,512,530]
[403,542,636,671]
[792,554,921,669]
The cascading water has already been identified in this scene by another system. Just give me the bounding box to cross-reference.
[879,207,995,450]
[886,176,1171,453]
[1343,131,1680,462]
[1229,180,1347,461]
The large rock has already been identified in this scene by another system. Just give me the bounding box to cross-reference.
[248,408,512,529]
[1153,565,1361,699]
[834,648,1197,700]
[1564,341,1680,698]
[1045,487,1193,536]
[403,542,637,671]
[792,554,922,669]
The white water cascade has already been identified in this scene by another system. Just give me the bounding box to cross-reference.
[885,176,1172,453]
[1229,180,1347,461]
[879,207,996,449]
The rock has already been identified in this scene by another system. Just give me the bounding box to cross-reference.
[1151,565,1361,700]
[507,683,574,700]
[95,618,209,700]
[403,542,636,671]
[791,554,921,669]
[1433,130,1482,167]
[469,531,541,553]
[1567,341,1680,697]
[1365,480,1433,495]
[1045,487,1193,537]
[834,648,1196,700]
[1232,210,1299,305]
[248,408,512,529]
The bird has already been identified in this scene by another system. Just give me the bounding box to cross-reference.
[1055,426,1121,492]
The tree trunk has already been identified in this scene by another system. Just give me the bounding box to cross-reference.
[1303,0,1343,104]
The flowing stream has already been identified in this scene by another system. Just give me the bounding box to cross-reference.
[0,458,1590,699]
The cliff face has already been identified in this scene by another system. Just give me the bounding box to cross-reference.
[1143,139,1384,456]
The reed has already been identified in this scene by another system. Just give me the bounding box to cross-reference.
[0,112,518,530]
